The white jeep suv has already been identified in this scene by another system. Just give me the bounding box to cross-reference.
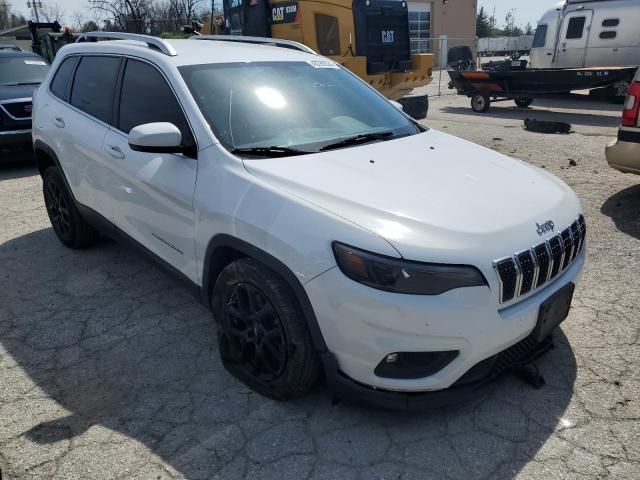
[32,33,586,409]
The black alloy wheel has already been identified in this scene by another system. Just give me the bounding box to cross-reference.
[220,282,287,382]
[44,177,71,238]
[212,258,320,400]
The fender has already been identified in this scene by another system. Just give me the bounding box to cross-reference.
[202,234,329,353]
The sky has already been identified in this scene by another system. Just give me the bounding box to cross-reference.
[14,0,561,29]
[478,0,560,29]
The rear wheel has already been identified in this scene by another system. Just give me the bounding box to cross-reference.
[43,167,98,248]
[515,97,534,108]
[212,258,320,400]
[471,94,491,113]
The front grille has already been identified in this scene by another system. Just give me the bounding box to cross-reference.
[494,215,586,304]
[533,243,550,288]
[516,250,536,296]
[1,101,32,119]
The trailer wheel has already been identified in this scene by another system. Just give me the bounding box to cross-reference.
[471,94,490,113]
[515,97,533,108]
[398,95,429,120]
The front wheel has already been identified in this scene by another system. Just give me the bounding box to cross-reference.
[212,258,320,400]
[471,94,491,113]
[515,97,534,108]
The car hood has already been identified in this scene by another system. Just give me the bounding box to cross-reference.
[0,84,37,102]
[242,129,581,264]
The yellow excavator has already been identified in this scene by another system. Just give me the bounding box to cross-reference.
[202,0,433,118]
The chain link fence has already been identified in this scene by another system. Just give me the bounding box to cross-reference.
[410,37,478,97]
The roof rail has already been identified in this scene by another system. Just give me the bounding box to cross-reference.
[75,32,177,57]
[191,35,317,55]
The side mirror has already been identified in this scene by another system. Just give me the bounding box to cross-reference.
[128,122,182,154]
[390,100,404,112]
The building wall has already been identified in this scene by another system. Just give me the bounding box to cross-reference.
[431,0,477,41]
[407,0,477,65]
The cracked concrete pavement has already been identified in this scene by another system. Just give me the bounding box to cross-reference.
[1,93,639,479]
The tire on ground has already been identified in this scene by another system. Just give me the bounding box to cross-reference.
[397,95,429,120]
[212,258,320,400]
[471,94,491,113]
[42,167,98,249]
[514,97,534,108]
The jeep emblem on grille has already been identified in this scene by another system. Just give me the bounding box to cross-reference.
[536,220,554,236]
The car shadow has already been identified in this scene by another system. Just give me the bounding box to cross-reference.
[0,228,577,479]
[601,184,640,240]
[441,106,620,129]
[0,161,37,181]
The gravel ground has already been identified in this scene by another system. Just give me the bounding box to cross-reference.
[0,93,638,480]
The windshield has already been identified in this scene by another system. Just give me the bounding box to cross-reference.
[0,56,49,86]
[179,61,421,153]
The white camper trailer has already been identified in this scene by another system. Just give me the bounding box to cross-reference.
[530,0,640,69]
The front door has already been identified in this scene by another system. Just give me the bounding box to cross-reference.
[102,58,198,281]
[555,10,593,68]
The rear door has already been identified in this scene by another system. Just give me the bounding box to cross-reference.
[102,58,198,281]
[52,55,121,220]
[555,10,593,68]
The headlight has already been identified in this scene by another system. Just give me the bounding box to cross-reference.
[332,242,487,295]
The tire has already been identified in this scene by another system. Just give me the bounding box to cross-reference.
[397,95,429,120]
[515,97,533,108]
[212,258,320,400]
[471,94,490,113]
[42,167,98,248]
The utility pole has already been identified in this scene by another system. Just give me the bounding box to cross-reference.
[0,2,12,30]
[26,0,42,23]
[210,0,214,33]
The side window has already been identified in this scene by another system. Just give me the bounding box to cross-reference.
[315,14,340,56]
[50,57,78,101]
[70,56,121,124]
[602,18,619,27]
[118,59,194,149]
[600,31,617,40]
[566,17,586,40]
[532,25,548,48]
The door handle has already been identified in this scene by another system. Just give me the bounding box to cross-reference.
[105,145,125,159]
[52,117,65,128]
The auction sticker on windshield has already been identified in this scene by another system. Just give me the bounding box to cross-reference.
[307,59,339,69]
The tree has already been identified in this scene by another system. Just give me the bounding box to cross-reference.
[82,21,99,32]
[503,9,516,36]
[72,10,86,30]
[39,3,65,23]
[476,6,491,38]
[524,22,534,36]
[89,0,154,33]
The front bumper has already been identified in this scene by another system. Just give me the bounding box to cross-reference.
[0,128,31,143]
[606,130,640,175]
[305,250,584,404]
[0,129,33,160]
[323,333,555,410]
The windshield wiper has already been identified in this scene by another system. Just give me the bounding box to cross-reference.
[319,131,395,152]
[231,146,312,158]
